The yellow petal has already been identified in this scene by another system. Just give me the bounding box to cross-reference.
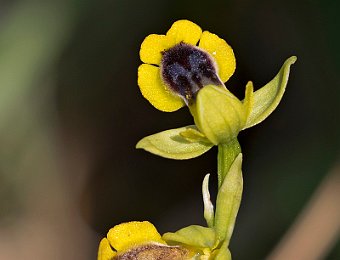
[166,20,202,46]
[199,31,236,83]
[107,221,166,252]
[140,34,173,65]
[98,238,117,260]
[138,64,184,112]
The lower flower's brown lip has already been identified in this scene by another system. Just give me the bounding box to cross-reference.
[114,244,190,260]
[160,42,222,104]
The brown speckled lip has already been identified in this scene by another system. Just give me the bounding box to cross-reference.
[114,243,190,260]
[160,42,222,104]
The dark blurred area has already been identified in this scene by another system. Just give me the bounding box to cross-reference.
[0,0,339,259]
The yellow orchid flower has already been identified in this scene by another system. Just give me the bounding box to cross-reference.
[138,19,236,112]
[137,19,296,149]
[98,221,192,260]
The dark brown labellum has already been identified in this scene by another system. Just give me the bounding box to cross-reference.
[161,42,222,104]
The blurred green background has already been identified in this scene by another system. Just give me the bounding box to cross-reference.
[0,0,339,259]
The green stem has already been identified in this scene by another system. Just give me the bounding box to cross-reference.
[217,139,241,188]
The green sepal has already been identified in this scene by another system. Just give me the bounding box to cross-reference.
[243,56,297,129]
[214,153,243,244]
[190,85,247,145]
[163,225,218,250]
[136,125,213,160]
[202,174,214,228]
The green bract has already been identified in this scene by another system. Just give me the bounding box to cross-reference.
[214,154,243,244]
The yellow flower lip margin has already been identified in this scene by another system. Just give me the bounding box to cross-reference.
[98,221,192,260]
[98,221,166,259]
[138,19,236,112]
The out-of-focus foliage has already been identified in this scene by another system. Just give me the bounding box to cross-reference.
[0,0,74,221]
[0,1,95,259]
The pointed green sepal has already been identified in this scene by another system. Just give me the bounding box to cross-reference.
[243,56,297,129]
[136,125,213,160]
[163,225,218,250]
[214,153,243,244]
[202,174,214,228]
